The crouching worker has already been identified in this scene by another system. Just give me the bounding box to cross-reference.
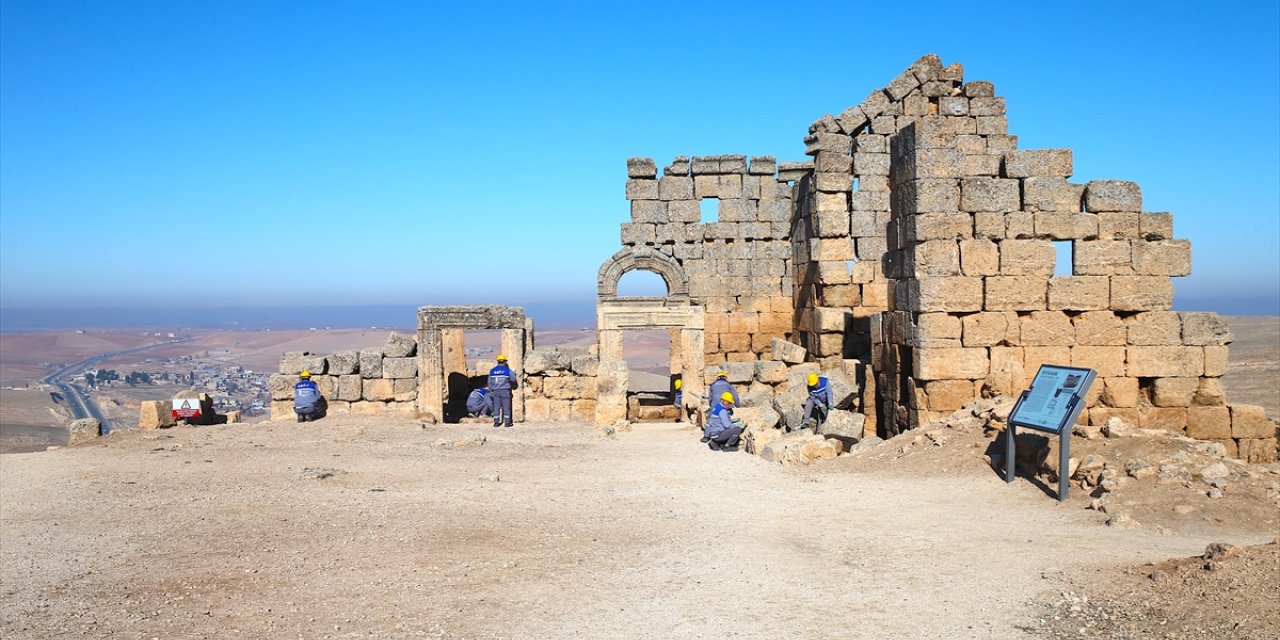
[800,372,833,431]
[294,370,323,423]
[466,386,494,417]
[702,392,743,451]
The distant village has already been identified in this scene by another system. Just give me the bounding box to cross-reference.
[75,349,272,416]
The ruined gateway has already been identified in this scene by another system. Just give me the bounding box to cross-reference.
[266,55,1276,464]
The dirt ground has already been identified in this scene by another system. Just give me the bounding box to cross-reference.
[2,415,1277,639]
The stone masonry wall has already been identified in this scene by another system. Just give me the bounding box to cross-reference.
[514,346,599,423]
[269,331,419,419]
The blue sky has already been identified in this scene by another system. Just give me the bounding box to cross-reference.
[2,0,1278,317]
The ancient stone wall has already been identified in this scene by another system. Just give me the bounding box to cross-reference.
[522,345,599,423]
[269,331,420,419]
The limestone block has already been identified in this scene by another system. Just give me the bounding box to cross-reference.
[138,401,175,430]
[1097,211,1140,240]
[1126,312,1182,346]
[909,239,960,276]
[748,156,776,175]
[1203,346,1229,377]
[1049,276,1109,311]
[363,378,395,402]
[1231,405,1273,439]
[754,360,788,384]
[902,178,960,214]
[918,312,963,343]
[1193,377,1224,405]
[999,239,1055,275]
[770,339,807,364]
[1073,311,1126,346]
[1070,346,1124,377]
[544,376,596,400]
[924,379,975,411]
[691,156,718,175]
[664,156,690,176]
[68,418,101,446]
[571,399,596,423]
[1180,312,1233,346]
[984,276,1047,311]
[383,332,417,358]
[909,53,943,83]
[1102,377,1139,408]
[626,178,658,200]
[620,223,656,245]
[959,238,999,276]
[631,200,666,223]
[315,375,337,399]
[594,361,629,426]
[962,312,1015,347]
[298,354,328,376]
[914,348,989,380]
[383,357,417,379]
[1073,240,1132,276]
[969,96,1005,116]
[627,157,657,179]
[907,149,966,180]
[322,350,357,376]
[735,406,781,432]
[667,200,700,224]
[906,212,972,242]
[1132,240,1190,276]
[988,347,1026,397]
[818,410,865,446]
[1006,211,1035,238]
[1126,346,1205,378]
[270,400,294,421]
[1035,213,1096,241]
[1151,377,1197,407]
[804,132,852,155]
[393,378,417,403]
[1023,347,1072,382]
[1186,406,1231,440]
[1085,180,1142,212]
[906,277,983,312]
[524,397,550,422]
[826,283,865,307]
[337,375,362,401]
[1020,311,1075,346]
[1003,150,1072,178]
[743,424,784,456]
[959,178,1019,212]
[761,432,840,465]
[815,171,852,193]
[965,154,1002,177]
[1111,276,1173,312]
[1237,438,1277,463]
[268,374,298,401]
[1139,407,1186,434]
[975,116,1007,135]
[359,348,383,379]
[1139,212,1174,240]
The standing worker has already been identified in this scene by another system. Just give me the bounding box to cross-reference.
[703,392,744,451]
[801,372,833,431]
[294,370,322,423]
[488,354,518,428]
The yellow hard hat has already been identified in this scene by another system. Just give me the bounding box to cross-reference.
[720,392,735,403]
[807,373,818,386]
[300,370,311,378]
[496,354,507,362]
[674,379,682,389]
[716,371,727,378]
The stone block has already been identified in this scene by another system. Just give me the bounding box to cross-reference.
[326,350,358,376]
[1203,346,1229,377]
[384,332,417,358]
[1005,211,1035,238]
[975,116,1007,135]
[1180,312,1233,346]
[905,277,983,312]
[1049,276,1109,311]
[965,154,1002,177]
[279,351,306,375]
[917,312,963,345]
[984,276,1047,311]
[1023,346,1071,382]
[969,96,1005,116]
[1126,311,1181,346]
[268,374,297,401]
[909,239,960,275]
[383,357,417,379]
[297,354,327,376]
[960,178,1020,212]
[1238,438,1278,463]
[1132,240,1190,276]
[914,348,989,380]
[393,378,417,403]
[1102,377,1139,407]
[958,238,999,276]
[1087,407,1139,427]
[1035,213,1096,241]
[1152,377,1197,407]
[1020,311,1074,346]
[1126,346,1205,378]
[363,378,394,402]
[760,432,841,465]
[805,132,852,155]
[1085,180,1142,212]
[358,349,383,379]
[1139,406,1187,434]
[1193,376,1222,406]
[999,239,1055,275]
[631,199,666,223]
[770,339,807,364]
[627,157,657,179]
[1111,276,1173,312]
[1003,149,1072,178]
[818,410,865,445]
[938,96,969,116]
[1139,212,1174,240]
[337,374,362,401]
[620,223,655,246]
[138,400,175,430]
[924,379,976,411]
[664,156,690,176]
[626,178,658,200]
[1073,240,1132,276]
[1231,405,1273,438]
[1073,311,1125,346]
[68,418,101,445]
[1025,177,1087,216]
[1186,406,1231,440]
[1070,345,1124,377]
[1097,211,1140,239]
[962,312,1016,347]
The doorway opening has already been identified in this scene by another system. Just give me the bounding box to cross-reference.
[443,329,502,423]
[622,328,678,422]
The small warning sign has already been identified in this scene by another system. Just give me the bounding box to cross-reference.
[172,398,202,420]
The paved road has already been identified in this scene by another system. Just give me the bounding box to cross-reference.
[42,340,193,434]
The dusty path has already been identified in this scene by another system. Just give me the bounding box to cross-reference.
[1,418,1272,639]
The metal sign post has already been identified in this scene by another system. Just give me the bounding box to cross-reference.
[1005,365,1096,501]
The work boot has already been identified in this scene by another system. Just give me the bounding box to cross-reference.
[297,415,304,423]
[708,440,722,451]
[700,436,710,443]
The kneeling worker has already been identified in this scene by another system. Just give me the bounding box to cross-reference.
[703,392,743,451]
[801,372,833,431]
[294,370,322,423]
[466,386,494,417]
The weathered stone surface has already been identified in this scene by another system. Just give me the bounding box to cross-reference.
[68,418,101,446]
[1019,311,1074,346]
[743,423,783,455]
[138,400,176,430]
[382,357,417,379]
[1126,346,1204,378]
[770,338,807,364]
[363,378,395,402]
[1237,438,1277,463]
[984,276,1047,311]
[1102,377,1140,407]
[1132,240,1191,276]
[999,239,1055,275]
[760,432,840,465]
[1126,311,1181,346]
[1186,406,1231,440]
[1049,276,1109,311]
[1180,312,1233,346]
[627,157,657,179]
[1084,180,1142,212]
[337,374,362,402]
[279,351,306,375]
[818,410,865,445]
[1111,276,1173,312]
[268,374,297,401]
[1003,149,1072,178]
[384,332,417,358]
[1231,404,1274,439]
[1152,377,1197,407]
[359,348,383,379]
[913,348,989,380]
[734,406,780,431]
[328,350,359,375]
[299,354,328,375]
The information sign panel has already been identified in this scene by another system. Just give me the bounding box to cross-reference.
[1009,365,1095,433]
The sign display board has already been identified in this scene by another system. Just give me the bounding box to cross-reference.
[1005,365,1096,502]
[172,398,202,420]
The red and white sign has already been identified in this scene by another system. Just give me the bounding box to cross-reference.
[172,398,202,420]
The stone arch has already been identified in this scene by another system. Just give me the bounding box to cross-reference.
[597,246,688,299]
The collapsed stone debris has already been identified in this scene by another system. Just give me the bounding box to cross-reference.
[179,54,1274,467]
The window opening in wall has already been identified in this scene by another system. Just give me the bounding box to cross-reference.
[1054,240,1074,276]
[617,269,668,297]
[622,329,677,422]
[851,177,860,191]
[699,197,719,224]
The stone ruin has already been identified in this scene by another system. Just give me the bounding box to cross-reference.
[240,54,1275,465]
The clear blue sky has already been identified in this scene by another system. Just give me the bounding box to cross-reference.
[2,0,1278,316]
